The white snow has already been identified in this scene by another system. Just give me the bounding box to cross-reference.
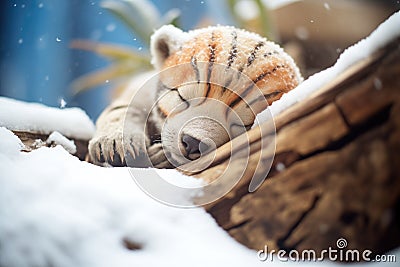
[262,0,301,10]
[0,97,95,140]
[59,98,67,108]
[254,10,400,125]
[46,131,77,154]
[154,168,205,189]
[0,127,24,156]
[0,128,263,267]
[1,127,399,266]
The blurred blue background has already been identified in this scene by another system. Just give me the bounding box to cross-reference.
[0,0,218,120]
[1,0,398,121]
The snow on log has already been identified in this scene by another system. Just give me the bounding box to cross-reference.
[0,127,267,267]
[0,97,95,160]
[184,12,400,258]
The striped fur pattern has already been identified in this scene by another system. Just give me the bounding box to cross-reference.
[88,25,302,167]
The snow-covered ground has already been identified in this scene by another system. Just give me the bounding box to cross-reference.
[0,127,262,267]
[0,97,95,140]
[1,128,399,267]
[1,10,399,267]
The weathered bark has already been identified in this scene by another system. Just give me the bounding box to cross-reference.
[13,131,89,161]
[183,39,400,257]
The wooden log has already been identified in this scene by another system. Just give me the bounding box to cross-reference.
[13,131,89,161]
[184,39,400,258]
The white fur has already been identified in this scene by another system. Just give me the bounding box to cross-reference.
[150,25,189,69]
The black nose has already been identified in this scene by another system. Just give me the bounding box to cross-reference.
[181,134,209,158]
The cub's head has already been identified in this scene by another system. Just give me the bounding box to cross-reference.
[149,25,302,166]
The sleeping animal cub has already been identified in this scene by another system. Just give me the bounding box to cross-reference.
[88,25,302,168]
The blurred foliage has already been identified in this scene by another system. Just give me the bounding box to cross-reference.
[71,0,273,95]
[71,0,180,94]
[101,0,180,46]
[70,40,151,94]
[227,0,274,40]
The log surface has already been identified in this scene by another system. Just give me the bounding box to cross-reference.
[185,39,400,257]
[14,131,89,161]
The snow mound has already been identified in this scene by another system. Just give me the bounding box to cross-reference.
[46,131,77,154]
[1,127,398,266]
[0,97,95,140]
[0,126,24,156]
[254,10,400,125]
[0,128,264,267]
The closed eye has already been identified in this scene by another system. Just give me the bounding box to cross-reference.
[156,88,190,117]
[229,122,252,136]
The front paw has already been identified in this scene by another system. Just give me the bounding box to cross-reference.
[88,131,148,167]
[147,143,173,168]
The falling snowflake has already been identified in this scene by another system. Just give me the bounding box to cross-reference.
[106,23,116,32]
[295,27,309,40]
[276,162,286,172]
[59,98,67,108]
[373,78,382,90]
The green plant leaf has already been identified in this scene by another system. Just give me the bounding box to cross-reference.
[159,8,181,28]
[71,60,151,94]
[70,40,150,62]
[124,0,160,29]
[254,0,273,39]
[101,0,152,46]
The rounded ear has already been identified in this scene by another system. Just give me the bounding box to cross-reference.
[150,25,188,69]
